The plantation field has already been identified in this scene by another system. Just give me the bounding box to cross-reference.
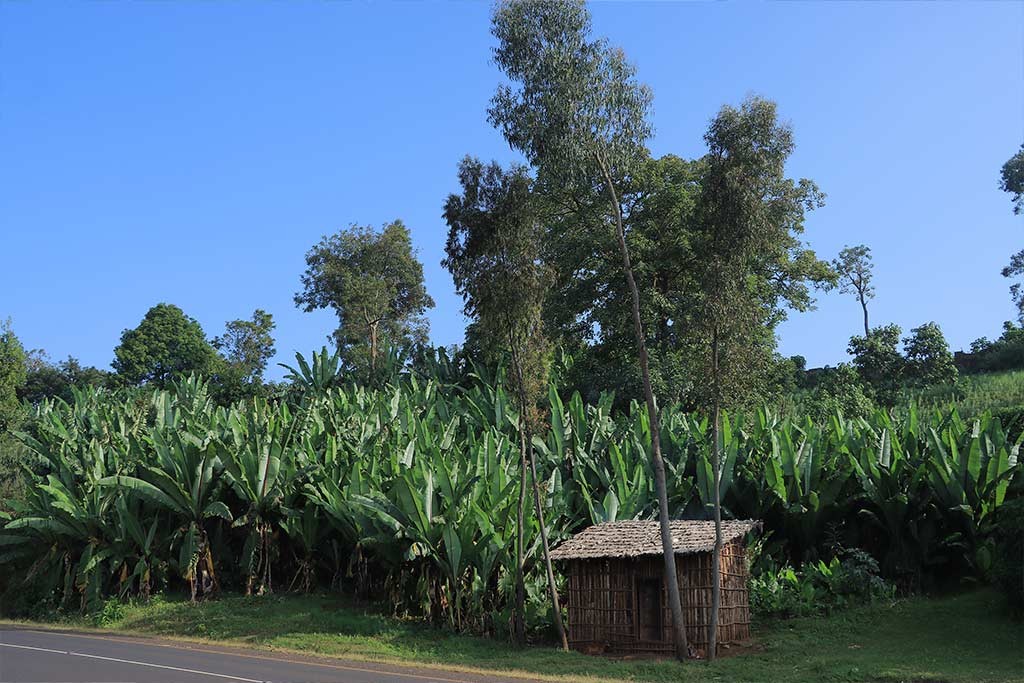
[2,363,1020,635]
[899,370,1024,423]
[6,589,1020,683]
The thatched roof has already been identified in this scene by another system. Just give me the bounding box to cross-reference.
[549,519,760,561]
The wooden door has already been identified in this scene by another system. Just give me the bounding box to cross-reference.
[636,577,662,642]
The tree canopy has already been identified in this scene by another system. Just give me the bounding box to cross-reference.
[1000,144,1024,215]
[0,320,27,433]
[295,221,434,377]
[112,304,218,387]
[833,244,875,337]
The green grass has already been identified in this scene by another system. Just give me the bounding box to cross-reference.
[8,590,1021,683]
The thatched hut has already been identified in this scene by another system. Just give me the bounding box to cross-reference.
[549,519,759,656]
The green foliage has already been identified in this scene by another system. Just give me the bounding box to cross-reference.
[442,156,551,403]
[750,550,894,619]
[20,352,112,404]
[903,322,958,386]
[212,309,276,403]
[832,245,874,337]
[1000,143,1024,216]
[295,221,434,379]
[805,364,875,421]
[0,319,27,433]
[1,356,1019,630]
[990,497,1024,616]
[848,324,906,405]
[968,322,1024,374]
[691,95,832,410]
[112,304,218,387]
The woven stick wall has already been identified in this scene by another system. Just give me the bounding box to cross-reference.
[564,539,751,656]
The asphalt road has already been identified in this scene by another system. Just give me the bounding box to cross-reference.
[0,628,540,683]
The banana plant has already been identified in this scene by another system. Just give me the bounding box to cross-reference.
[222,399,290,595]
[100,429,231,602]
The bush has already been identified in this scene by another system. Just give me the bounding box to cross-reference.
[991,498,1024,617]
[750,550,894,619]
[806,364,875,421]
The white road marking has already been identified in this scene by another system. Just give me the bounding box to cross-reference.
[22,630,480,683]
[0,641,267,683]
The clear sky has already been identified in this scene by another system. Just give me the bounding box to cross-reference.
[2,1,1021,379]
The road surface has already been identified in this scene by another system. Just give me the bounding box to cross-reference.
[0,628,542,683]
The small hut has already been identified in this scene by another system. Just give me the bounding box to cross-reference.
[549,519,759,656]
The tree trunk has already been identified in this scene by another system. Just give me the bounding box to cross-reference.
[369,322,379,371]
[514,428,528,647]
[708,330,722,662]
[598,154,688,660]
[860,294,870,338]
[507,332,568,651]
[526,436,569,651]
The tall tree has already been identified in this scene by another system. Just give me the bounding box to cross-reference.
[442,156,559,648]
[1000,145,1024,322]
[0,320,27,433]
[295,221,434,376]
[112,304,218,387]
[1000,144,1024,215]
[544,154,704,408]
[209,310,277,404]
[488,0,688,658]
[903,322,957,387]
[692,96,830,659]
[833,245,875,337]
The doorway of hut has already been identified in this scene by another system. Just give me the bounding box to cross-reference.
[636,576,662,642]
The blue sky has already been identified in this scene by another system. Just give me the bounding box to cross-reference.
[2,1,1021,379]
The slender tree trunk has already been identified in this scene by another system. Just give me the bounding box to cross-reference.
[598,154,688,660]
[369,322,379,371]
[514,428,528,647]
[526,436,569,651]
[859,294,870,338]
[508,334,569,651]
[708,330,722,662]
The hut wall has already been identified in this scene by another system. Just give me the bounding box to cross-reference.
[564,539,751,656]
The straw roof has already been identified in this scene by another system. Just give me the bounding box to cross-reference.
[548,519,760,561]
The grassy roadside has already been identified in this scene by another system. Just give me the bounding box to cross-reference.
[4,590,1021,683]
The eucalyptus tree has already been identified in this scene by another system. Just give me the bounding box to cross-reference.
[295,221,435,377]
[0,319,27,433]
[488,0,688,658]
[692,96,830,659]
[833,245,875,337]
[442,156,559,647]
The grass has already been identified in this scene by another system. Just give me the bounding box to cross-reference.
[7,590,1021,683]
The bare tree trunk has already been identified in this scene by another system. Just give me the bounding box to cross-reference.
[859,294,870,338]
[708,330,722,662]
[508,334,569,651]
[526,436,569,651]
[514,428,528,647]
[598,154,688,660]
[369,322,379,371]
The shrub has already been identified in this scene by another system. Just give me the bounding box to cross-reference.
[806,364,875,420]
[991,498,1024,617]
[750,550,894,619]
